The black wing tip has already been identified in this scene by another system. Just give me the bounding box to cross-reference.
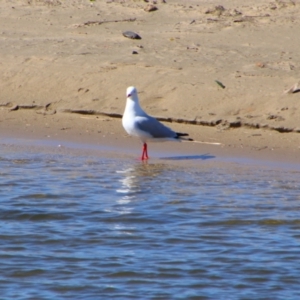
[175,132,193,141]
[176,132,189,137]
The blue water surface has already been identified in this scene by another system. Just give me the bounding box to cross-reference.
[0,142,300,300]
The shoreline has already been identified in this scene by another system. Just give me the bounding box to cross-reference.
[1,109,299,171]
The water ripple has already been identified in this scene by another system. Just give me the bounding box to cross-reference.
[0,149,300,299]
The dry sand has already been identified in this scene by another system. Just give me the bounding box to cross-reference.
[0,0,300,163]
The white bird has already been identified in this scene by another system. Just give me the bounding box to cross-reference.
[122,86,192,160]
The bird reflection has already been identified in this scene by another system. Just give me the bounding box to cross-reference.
[116,162,167,202]
[110,163,166,235]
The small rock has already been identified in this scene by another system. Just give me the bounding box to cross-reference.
[267,114,285,121]
[122,31,142,40]
[205,5,225,16]
[256,62,266,68]
[284,81,300,94]
[132,51,138,55]
[144,4,158,12]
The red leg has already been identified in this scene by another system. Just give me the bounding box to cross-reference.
[141,143,149,160]
[144,143,149,159]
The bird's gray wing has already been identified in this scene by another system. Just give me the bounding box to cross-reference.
[135,115,177,139]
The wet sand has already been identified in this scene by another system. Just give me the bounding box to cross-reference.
[1,109,300,169]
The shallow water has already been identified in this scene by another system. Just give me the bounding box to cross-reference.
[1,142,300,299]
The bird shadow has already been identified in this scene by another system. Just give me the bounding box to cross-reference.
[159,153,215,161]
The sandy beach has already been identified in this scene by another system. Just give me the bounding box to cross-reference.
[0,0,299,163]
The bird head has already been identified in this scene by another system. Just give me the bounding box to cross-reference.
[126,86,137,99]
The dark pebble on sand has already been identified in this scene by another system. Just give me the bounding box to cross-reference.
[122,31,142,40]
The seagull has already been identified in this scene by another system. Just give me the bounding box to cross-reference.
[122,86,193,160]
